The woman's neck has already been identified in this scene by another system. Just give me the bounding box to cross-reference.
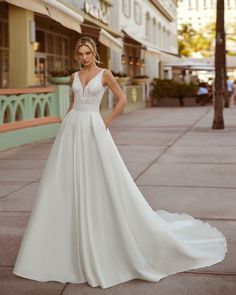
[82,62,98,72]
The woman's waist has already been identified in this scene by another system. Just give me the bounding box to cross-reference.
[73,103,100,112]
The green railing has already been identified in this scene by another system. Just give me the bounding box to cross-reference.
[0,84,146,151]
[0,87,64,151]
[0,87,58,124]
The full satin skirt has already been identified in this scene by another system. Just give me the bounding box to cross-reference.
[13,108,227,288]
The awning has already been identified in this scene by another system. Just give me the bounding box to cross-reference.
[81,24,123,53]
[98,28,123,53]
[145,46,161,56]
[123,29,160,55]
[123,29,144,48]
[164,60,214,70]
[5,0,83,33]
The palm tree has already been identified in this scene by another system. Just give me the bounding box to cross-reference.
[212,0,225,129]
[178,23,215,57]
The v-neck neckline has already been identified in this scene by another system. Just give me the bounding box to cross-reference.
[77,69,103,93]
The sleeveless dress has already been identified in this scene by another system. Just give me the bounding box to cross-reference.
[12,69,227,289]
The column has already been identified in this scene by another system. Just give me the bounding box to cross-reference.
[8,5,35,88]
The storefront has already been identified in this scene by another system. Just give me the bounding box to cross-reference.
[0,0,123,89]
[122,31,145,78]
[34,14,81,86]
[1,0,84,88]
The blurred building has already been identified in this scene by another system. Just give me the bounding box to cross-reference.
[0,0,123,88]
[110,0,179,79]
[177,0,236,55]
[0,0,180,88]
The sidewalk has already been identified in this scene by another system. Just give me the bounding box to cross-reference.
[0,106,235,295]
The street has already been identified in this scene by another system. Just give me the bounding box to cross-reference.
[0,105,235,295]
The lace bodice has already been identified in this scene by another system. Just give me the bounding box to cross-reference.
[72,69,107,107]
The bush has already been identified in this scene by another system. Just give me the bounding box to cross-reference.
[133,75,149,79]
[150,79,198,106]
[50,67,78,77]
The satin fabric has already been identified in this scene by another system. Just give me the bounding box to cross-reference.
[13,69,227,288]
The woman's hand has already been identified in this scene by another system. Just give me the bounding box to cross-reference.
[103,118,111,129]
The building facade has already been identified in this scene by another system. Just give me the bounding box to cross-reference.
[110,0,179,79]
[0,0,179,88]
[0,0,123,89]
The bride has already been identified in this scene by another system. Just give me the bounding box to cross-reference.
[12,36,227,289]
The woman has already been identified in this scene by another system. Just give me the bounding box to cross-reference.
[13,37,227,289]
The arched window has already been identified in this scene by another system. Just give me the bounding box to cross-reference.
[189,0,192,9]
[153,18,157,45]
[163,27,166,49]
[158,23,162,48]
[145,12,151,41]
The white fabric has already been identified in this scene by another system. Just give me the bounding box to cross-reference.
[13,69,227,289]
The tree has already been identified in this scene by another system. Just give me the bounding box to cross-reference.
[212,0,226,129]
[178,23,215,57]
[225,23,236,56]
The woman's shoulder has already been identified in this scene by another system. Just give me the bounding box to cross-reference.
[70,71,78,84]
[100,68,114,77]
[70,72,76,78]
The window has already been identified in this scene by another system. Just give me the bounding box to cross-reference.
[36,29,69,77]
[158,23,162,48]
[189,0,192,9]
[153,18,157,45]
[134,1,141,25]
[163,27,166,49]
[123,0,131,18]
[145,12,151,40]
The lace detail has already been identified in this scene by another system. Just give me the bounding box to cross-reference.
[72,69,107,107]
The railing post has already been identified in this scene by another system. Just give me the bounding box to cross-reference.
[56,85,70,118]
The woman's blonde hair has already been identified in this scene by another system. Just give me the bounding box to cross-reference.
[74,36,101,66]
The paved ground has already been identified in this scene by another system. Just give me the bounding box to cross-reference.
[0,105,236,295]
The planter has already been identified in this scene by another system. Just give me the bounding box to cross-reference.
[115,76,130,86]
[132,78,150,85]
[48,76,70,85]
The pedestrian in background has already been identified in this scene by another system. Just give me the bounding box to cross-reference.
[226,76,234,104]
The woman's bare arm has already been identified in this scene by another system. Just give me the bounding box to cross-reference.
[102,69,127,128]
[66,73,75,114]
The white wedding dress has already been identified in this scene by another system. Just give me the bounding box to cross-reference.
[13,69,227,289]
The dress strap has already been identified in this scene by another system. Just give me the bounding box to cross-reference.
[100,68,106,86]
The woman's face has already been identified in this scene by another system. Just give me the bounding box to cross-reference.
[77,45,95,67]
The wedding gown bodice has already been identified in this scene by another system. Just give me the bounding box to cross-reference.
[72,69,106,111]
